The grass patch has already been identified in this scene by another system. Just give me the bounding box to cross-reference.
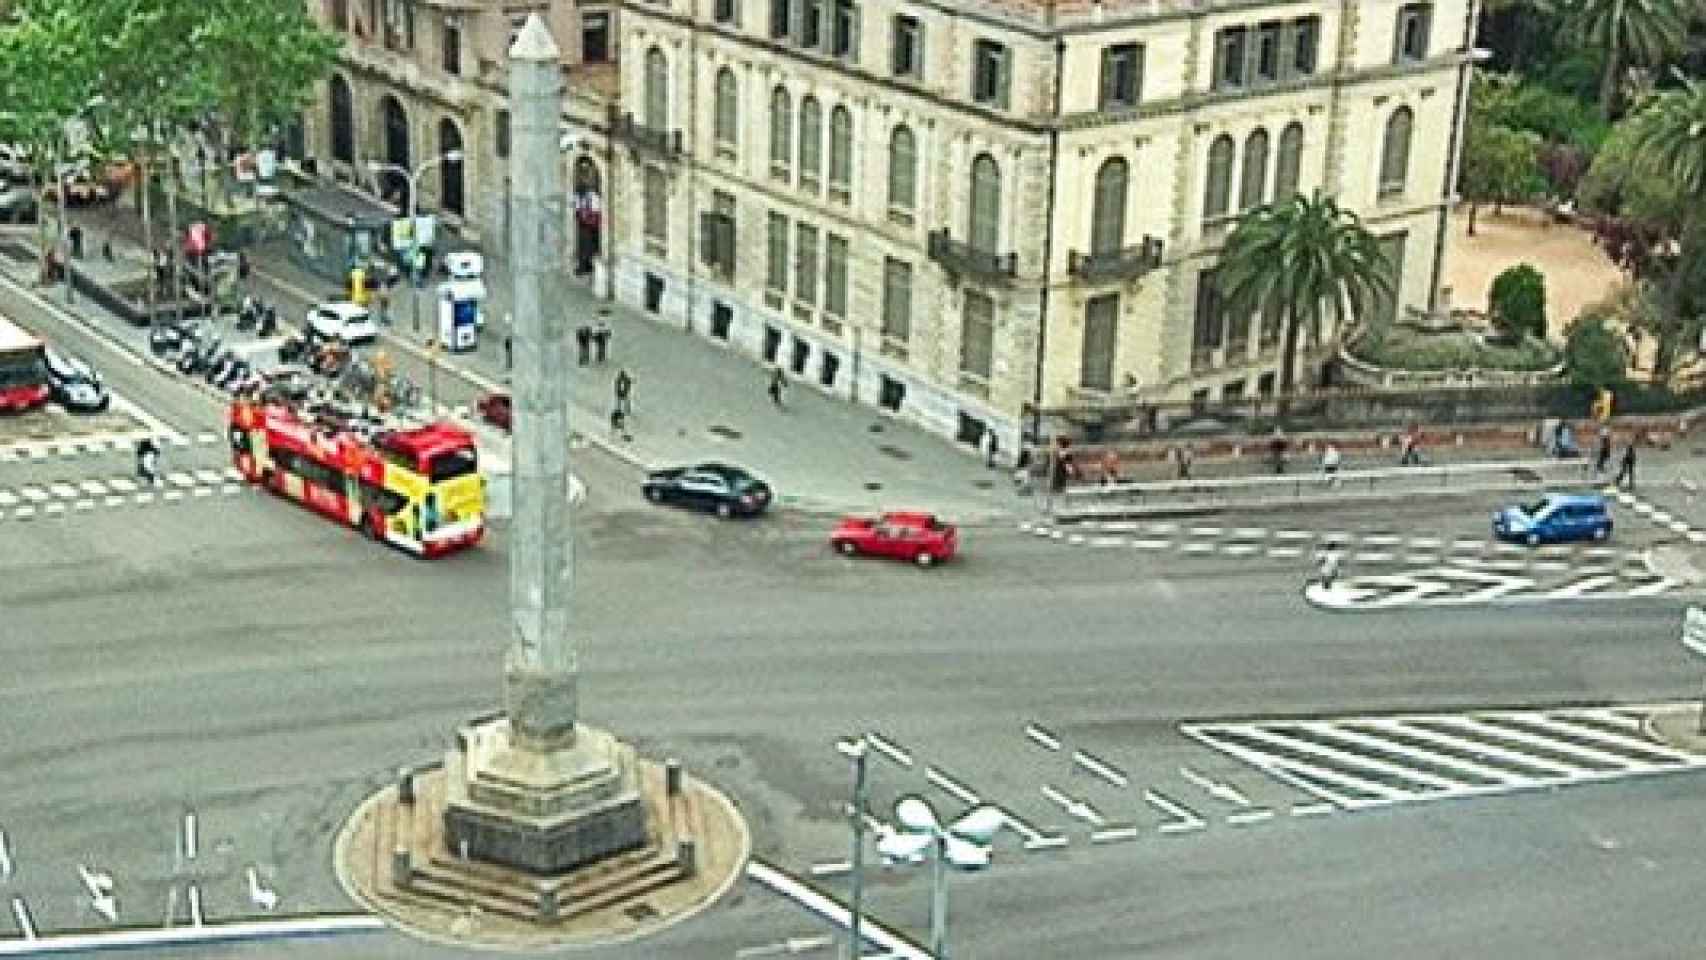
[1349,324,1561,372]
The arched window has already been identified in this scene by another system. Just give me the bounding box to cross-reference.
[1202,134,1234,224]
[644,47,668,131]
[1091,157,1129,255]
[769,87,792,175]
[799,96,822,185]
[1379,107,1413,197]
[969,153,1001,253]
[438,118,464,216]
[1239,129,1269,211]
[329,75,353,164]
[829,105,853,194]
[888,125,916,211]
[714,67,738,149]
[1275,122,1304,200]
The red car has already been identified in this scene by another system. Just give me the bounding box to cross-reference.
[830,511,958,567]
[476,390,511,430]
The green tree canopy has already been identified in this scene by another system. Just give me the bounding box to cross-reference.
[198,0,341,153]
[1630,75,1706,206]
[1460,118,1544,234]
[1564,0,1689,116]
[1564,312,1631,387]
[1489,264,1549,340]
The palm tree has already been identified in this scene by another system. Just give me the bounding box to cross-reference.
[1214,192,1395,400]
[1631,74,1706,202]
[1567,0,1688,117]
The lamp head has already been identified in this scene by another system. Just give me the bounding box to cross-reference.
[948,805,1005,844]
[894,795,940,834]
[835,737,867,760]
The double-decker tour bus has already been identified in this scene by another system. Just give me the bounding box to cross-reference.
[0,314,50,413]
[227,395,485,556]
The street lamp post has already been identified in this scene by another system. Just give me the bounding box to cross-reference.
[836,738,870,960]
[876,795,1003,959]
[367,151,463,334]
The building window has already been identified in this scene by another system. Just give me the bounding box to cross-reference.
[795,223,819,304]
[767,211,790,292]
[882,258,912,343]
[1239,128,1269,211]
[1099,43,1142,109]
[828,105,852,198]
[714,0,738,25]
[331,0,349,32]
[581,11,609,63]
[644,47,669,131]
[1193,269,1225,365]
[1275,122,1303,200]
[703,190,737,277]
[826,233,849,319]
[770,87,792,178]
[643,166,667,252]
[770,0,791,38]
[495,109,510,159]
[1213,27,1246,91]
[1379,106,1413,197]
[442,15,462,74]
[1293,17,1319,75]
[969,152,1001,253]
[1202,134,1233,225]
[1394,3,1432,62]
[382,0,414,51]
[329,75,354,164]
[972,39,1010,108]
[438,119,464,216]
[714,68,739,152]
[798,96,822,188]
[831,0,858,59]
[888,124,916,212]
[1091,157,1128,255]
[892,15,922,79]
[799,0,823,48]
[1254,22,1281,84]
[960,291,995,381]
[1081,294,1118,391]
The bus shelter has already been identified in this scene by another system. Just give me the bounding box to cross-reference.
[283,186,396,282]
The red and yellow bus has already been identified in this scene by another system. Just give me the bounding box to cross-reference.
[0,315,49,413]
[228,398,485,557]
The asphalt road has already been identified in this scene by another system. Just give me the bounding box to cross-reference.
[3,267,1706,958]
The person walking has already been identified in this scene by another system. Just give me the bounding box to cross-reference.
[1268,429,1288,475]
[1594,428,1612,477]
[1322,442,1342,487]
[1615,441,1637,489]
[1399,426,1422,466]
[982,429,1000,469]
[135,437,162,486]
[767,367,786,408]
[592,314,612,363]
[503,334,513,373]
[614,368,634,416]
[1177,443,1195,481]
[575,325,592,366]
[1101,448,1122,485]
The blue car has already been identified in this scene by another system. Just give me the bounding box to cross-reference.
[1492,493,1613,545]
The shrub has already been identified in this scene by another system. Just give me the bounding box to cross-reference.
[1489,265,1548,341]
[1564,314,1629,388]
[1349,325,1561,372]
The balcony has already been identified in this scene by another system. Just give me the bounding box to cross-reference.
[611,110,683,161]
[927,230,1016,281]
[1068,236,1165,284]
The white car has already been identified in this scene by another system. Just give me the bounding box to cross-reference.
[306,301,378,345]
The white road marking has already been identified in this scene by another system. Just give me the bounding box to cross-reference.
[808,861,851,877]
[49,483,78,499]
[1181,542,1215,554]
[1290,803,1336,817]
[1178,765,1251,806]
[194,469,226,486]
[73,500,93,511]
[1088,536,1126,548]
[1090,826,1140,844]
[133,492,154,505]
[924,766,980,805]
[195,432,219,445]
[1143,789,1207,834]
[1266,546,1303,558]
[1408,537,1442,548]
[1024,724,1061,751]
[1187,526,1224,537]
[865,733,913,768]
[166,471,197,489]
[19,487,47,503]
[1627,578,1678,597]
[1275,530,1315,541]
[78,480,107,497]
[1649,511,1674,525]
[1072,750,1129,787]
[9,896,36,940]
[192,487,213,498]
[0,914,386,955]
[43,503,64,515]
[1361,534,1402,546]
[104,496,124,507]
[1220,544,1259,556]
[1354,551,1394,563]
[109,477,137,493]
[1131,538,1170,550]
[1546,575,1619,599]
[1671,520,1691,534]
[1021,835,1069,850]
[163,490,185,502]
[1041,785,1105,826]
[1227,809,1275,826]
[0,491,16,507]
[1147,522,1178,533]
[1231,527,1268,538]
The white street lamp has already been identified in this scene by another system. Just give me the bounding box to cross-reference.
[836,737,871,960]
[875,795,1003,959]
[367,150,463,332]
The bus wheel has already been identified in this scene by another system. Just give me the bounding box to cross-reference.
[365,512,383,541]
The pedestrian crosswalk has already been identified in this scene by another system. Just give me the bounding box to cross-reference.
[1181,705,1706,812]
[0,468,246,521]
[0,430,222,463]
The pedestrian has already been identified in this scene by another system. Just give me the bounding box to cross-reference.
[1399,426,1422,466]
[982,429,1000,469]
[614,367,633,416]
[1594,428,1612,476]
[1616,442,1637,489]
[1313,540,1344,589]
[1101,448,1121,485]
[592,315,611,363]
[610,406,629,441]
[237,249,250,280]
[503,334,513,372]
[575,325,592,366]
[135,437,161,486]
[1322,442,1342,487]
[1177,443,1194,481]
[767,367,786,408]
[100,239,114,262]
[67,224,83,259]
[1013,445,1034,493]
[1269,429,1288,475]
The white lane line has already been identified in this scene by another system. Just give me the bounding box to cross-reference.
[1361,534,1403,546]
[9,896,37,940]
[1025,724,1062,751]
[924,766,980,805]
[166,471,197,489]
[193,469,226,486]
[1671,520,1692,534]
[1649,511,1675,525]
[1143,789,1207,833]
[1231,527,1269,538]
[1072,750,1129,788]
[1546,575,1618,599]
[1087,536,1127,548]
[108,477,137,493]
[1178,765,1251,806]
[103,496,124,507]
[78,480,107,497]
[1451,539,1484,551]
[809,861,851,877]
[11,506,34,520]
[1065,534,1086,545]
[192,487,214,498]
[1531,560,1571,573]
[1626,578,1678,597]
[1583,546,1620,558]
[1266,546,1303,558]
[1354,551,1394,563]
[1148,522,1178,534]
[1689,531,1706,545]
[1187,526,1224,537]
[0,491,16,507]
[1021,835,1069,851]
[222,484,242,495]
[865,733,913,768]
[1131,538,1171,550]
[1408,537,1443,548]
[1090,826,1141,844]
[1220,544,1259,556]
[134,492,154,505]
[19,487,47,503]
[73,499,94,511]
[1275,530,1315,541]
[1290,802,1335,817]
[43,503,65,516]
[163,490,185,502]
[1227,809,1275,826]
[1180,542,1216,554]
[1095,521,1144,532]
[1406,554,1442,566]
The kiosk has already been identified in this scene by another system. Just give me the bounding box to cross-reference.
[437,281,481,352]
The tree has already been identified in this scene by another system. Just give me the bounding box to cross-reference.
[1565,0,1689,116]
[1215,192,1396,402]
[1564,312,1631,386]
[1460,119,1544,234]
[1630,74,1706,203]
[1489,264,1549,340]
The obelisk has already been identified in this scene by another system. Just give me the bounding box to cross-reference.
[441,12,647,874]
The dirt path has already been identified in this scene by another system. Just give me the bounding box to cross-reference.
[1442,205,1625,340]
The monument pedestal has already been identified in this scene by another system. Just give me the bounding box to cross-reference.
[443,716,648,875]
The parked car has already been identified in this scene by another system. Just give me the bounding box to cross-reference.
[641,462,772,518]
[0,179,35,223]
[830,511,958,567]
[1492,493,1612,546]
[476,390,511,431]
[306,301,378,345]
[43,347,109,413]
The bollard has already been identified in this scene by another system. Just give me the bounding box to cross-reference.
[538,886,559,920]
[397,768,415,805]
[392,846,412,887]
[677,837,697,875]
[665,759,683,796]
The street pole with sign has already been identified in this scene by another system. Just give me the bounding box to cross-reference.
[1682,606,1706,733]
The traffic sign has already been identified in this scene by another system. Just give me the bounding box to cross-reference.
[1682,606,1706,657]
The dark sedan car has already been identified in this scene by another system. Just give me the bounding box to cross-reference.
[641,462,772,518]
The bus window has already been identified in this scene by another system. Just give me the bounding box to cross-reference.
[429,447,478,483]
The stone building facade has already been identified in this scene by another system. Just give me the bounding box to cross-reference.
[613,0,1474,447]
